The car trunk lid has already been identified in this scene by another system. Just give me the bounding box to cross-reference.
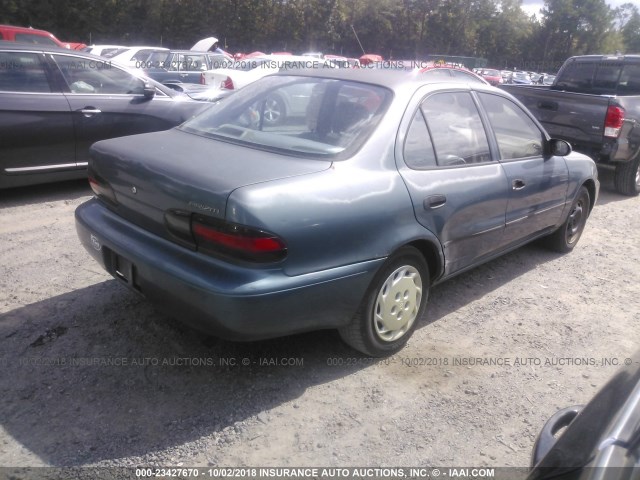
[89,128,331,242]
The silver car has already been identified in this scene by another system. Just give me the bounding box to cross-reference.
[76,69,598,356]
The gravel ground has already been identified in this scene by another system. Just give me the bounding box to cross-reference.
[0,170,638,471]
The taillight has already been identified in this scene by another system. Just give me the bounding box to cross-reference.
[220,76,234,90]
[604,105,624,138]
[88,175,118,206]
[200,72,206,85]
[192,215,286,262]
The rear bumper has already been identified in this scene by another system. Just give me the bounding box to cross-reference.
[75,198,383,340]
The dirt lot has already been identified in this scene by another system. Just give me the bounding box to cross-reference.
[0,170,639,470]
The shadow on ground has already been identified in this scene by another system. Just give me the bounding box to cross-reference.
[0,240,561,466]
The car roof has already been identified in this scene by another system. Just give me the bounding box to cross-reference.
[271,67,497,94]
[0,24,55,35]
[0,39,68,52]
[167,50,224,55]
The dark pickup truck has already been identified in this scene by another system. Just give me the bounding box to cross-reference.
[501,55,640,195]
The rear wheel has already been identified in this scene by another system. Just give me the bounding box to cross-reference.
[614,155,640,196]
[339,246,429,357]
[544,186,590,253]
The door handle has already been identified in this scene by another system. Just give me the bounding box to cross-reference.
[79,108,101,118]
[424,194,446,209]
[512,179,526,190]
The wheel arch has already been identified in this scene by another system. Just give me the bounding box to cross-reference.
[581,179,597,214]
[405,238,444,284]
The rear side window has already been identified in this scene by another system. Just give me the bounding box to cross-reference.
[592,63,622,94]
[421,91,491,166]
[403,110,437,169]
[618,63,640,95]
[0,52,51,92]
[14,33,58,47]
[555,61,596,91]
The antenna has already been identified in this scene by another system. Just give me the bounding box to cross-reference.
[351,25,366,55]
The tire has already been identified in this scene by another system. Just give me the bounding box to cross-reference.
[339,246,429,357]
[544,186,590,253]
[262,94,286,126]
[614,155,640,196]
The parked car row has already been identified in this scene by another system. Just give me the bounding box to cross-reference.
[0,24,86,50]
[0,42,213,189]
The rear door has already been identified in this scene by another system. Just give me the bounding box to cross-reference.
[49,53,203,164]
[396,89,509,276]
[0,49,77,187]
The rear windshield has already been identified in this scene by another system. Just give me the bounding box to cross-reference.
[179,75,391,158]
[554,59,640,95]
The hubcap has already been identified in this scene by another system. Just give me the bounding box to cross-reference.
[263,98,282,124]
[374,266,422,342]
[566,199,584,244]
[635,163,640,189]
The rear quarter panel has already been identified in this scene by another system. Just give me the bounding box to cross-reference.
[225,96,443,277]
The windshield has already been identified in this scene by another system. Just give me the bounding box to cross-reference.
[179,75,391,158]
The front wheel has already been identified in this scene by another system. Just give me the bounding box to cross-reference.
[339,246,429,357]
[544,186,590,253]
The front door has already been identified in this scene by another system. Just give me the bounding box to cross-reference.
[476,92,569,245]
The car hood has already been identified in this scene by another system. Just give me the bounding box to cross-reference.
[89,129,331,241]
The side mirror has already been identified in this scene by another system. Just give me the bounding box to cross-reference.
[549,138,572,156]
[143,83,156,99]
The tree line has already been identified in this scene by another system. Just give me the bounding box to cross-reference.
[1,0,639,71]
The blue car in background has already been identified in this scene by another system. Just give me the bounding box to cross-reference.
[76,69,598,356]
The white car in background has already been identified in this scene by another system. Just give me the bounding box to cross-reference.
[110,46,169,69]
[201,54,336,90]
[82,44,128,58]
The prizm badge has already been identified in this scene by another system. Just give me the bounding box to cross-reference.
[188,201,220,215]
[90,234,102,251]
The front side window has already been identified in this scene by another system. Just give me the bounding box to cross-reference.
[420,91,491,166]
[180,76,391,158]
[478,93,544,160]
[0,51,51,92]
[53,54,145,94]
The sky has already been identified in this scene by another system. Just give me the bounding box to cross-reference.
[520,0,630,18]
